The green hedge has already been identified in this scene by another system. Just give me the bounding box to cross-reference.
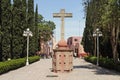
[0,56,40,74]
[84,56,120,72]
[29,56,40,63]
[84,56,97,64]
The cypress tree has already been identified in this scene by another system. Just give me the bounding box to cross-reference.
[82,0,94,55]
[21,0,27,58]
[10,1,14,59]
[34,4,39,52]
[27,0,35,55]
[1,0,11,60]
[0,0,1,32]
[0,0,2,61]
[0,0,1,26]
[12,0,23,58]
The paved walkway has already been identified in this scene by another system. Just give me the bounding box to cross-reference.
[0,58,120,80]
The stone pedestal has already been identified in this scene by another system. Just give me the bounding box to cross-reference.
[52,39,73,73]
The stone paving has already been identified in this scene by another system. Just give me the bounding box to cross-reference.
[0,58,120,80]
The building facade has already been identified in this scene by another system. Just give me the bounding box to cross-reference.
[67,36,86,57]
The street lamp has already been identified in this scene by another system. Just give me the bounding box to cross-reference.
[93,28,102,66]
[23,28,33,66]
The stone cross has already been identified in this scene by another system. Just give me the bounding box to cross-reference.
[53,9,72,40]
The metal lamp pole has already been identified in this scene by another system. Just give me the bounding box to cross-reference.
[23,28,33,66]
[93,28,102,66]
[26,33,29,65]
[96,34,99,66]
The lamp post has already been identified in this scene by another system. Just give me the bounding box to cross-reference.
[23,28,33,66]
[93,28,102,66]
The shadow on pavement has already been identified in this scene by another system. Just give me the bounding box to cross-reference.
[73,63,120,76]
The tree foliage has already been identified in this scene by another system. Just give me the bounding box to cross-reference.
[1,0,11,60]
[27,0,35,55]
[0,0,56,61]
[38,20,55,42]
[82,0,120,63]
[34,4,39,51]
[12,0,25,59]
[0,0,2,61]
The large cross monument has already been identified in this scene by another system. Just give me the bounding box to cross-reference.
[52,9,73,73]
[53,9,72,40]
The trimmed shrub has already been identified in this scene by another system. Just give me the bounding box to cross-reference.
[90,56,97,64]
[84,56,120,72]
[115,63,120,72]
[0,56,40,74]
[84,56,97,64]
[84,56,91,62]
[0,58,25,74]
[29,56,40,64]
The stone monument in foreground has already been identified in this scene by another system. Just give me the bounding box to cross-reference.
[52,39,73,73]
[52,9,73,73]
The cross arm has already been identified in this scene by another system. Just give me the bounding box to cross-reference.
[53,13,72,18]
[64,13,72,18]
[53,13,61,17]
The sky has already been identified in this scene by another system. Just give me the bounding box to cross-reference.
[34,0,85,42]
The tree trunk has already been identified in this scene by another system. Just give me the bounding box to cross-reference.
[110,22,119,63]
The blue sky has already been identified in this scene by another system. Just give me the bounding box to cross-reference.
[34,0,85,42]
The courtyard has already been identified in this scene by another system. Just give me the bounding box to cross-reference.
[0,58,120,80]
